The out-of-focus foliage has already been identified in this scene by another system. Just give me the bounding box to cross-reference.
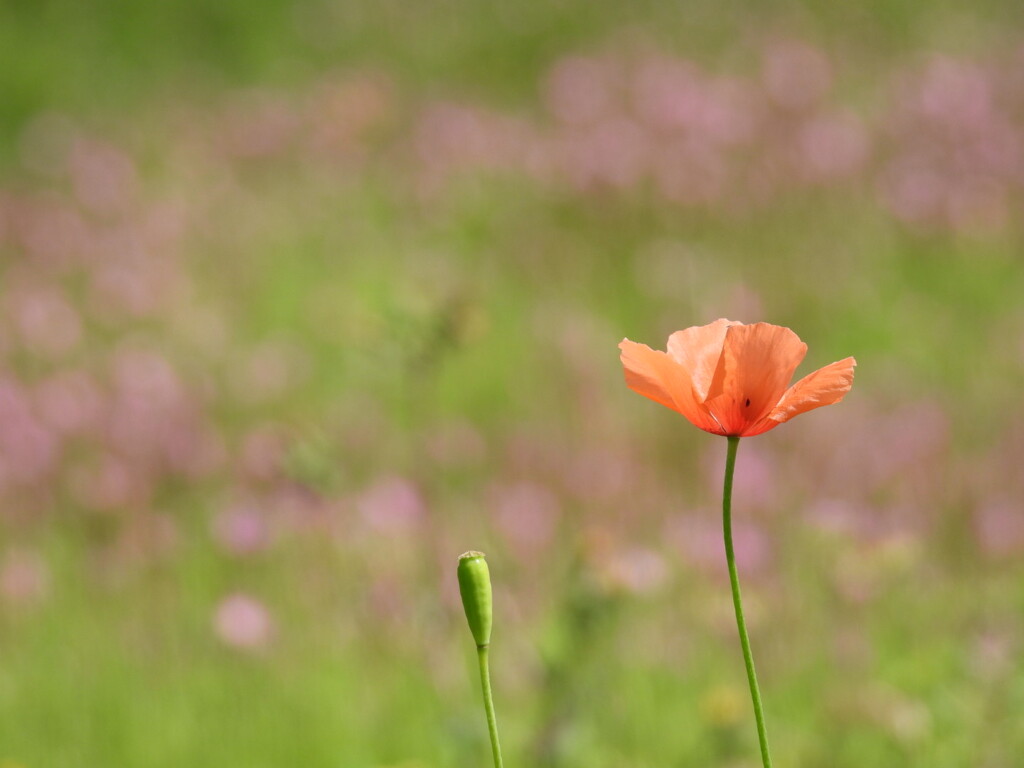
[1,2,1023,767]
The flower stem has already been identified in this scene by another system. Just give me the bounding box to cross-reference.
[723,435,773,768]
[477,644,504,768]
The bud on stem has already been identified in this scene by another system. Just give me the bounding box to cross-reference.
[457,551,503,768]
[457,551,493,647]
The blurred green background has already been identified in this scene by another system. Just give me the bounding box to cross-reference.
[1,1,1023,766]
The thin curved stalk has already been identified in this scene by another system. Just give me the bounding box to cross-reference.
[723,435,773,768]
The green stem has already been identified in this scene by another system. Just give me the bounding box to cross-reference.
[477,644,504,768]
[723,435,773,768]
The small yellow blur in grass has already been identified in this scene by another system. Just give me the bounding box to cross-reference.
[700,684,747,727]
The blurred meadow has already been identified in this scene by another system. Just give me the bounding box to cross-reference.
[1,1,1024,766]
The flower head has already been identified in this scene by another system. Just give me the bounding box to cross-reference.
[619,319,855,437]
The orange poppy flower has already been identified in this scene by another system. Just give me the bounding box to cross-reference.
[619,319,855,437]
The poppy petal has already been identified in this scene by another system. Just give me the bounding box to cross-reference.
[704,323,807,435]
[768,357,857,424]
[666,318,734,401]
[619,339,722,433]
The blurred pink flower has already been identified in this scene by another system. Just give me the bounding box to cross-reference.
[878,53,1022,233]
[878,159,944,224]
[69,138,139,215]
[88,250,181,320]
[0,549,50,606]
[762,41,833,110]
[697,77,760,147]
[7,286,83,358]
[631,57,705,133]
[631,60,757,146]
[305,74,393,158]
[357,476,427,533]
[0,193,8,247]
[106,346,209,471]
[865,402,949,490]
[237,425,287,482]
[70,453,150,512]
[969,631,1015,680]
[544,55,619,126]
[974,501,1024,559]
[414,103,497,172]
[944,175,1009,233]
[600,546,669,594]
[565,447,633,503]
[217,90,300,158]
[669,513,773,577]
[367,574,410,624]
[806,498,876,538]
[915,57,993,128]
[654,139,728,205]
[212,501,272,556]
[702,442,778,511]
[0,377,59,486]
[229,341,310,405]
[213,593,275,650]
[13,197,92,272]
[798,111,870,181]
[491,481,560,555]
[163,425,226,479]
[560,117,649,191]
[426,420,487,469]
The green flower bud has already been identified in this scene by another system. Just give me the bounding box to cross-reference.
[457,551,493,647]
